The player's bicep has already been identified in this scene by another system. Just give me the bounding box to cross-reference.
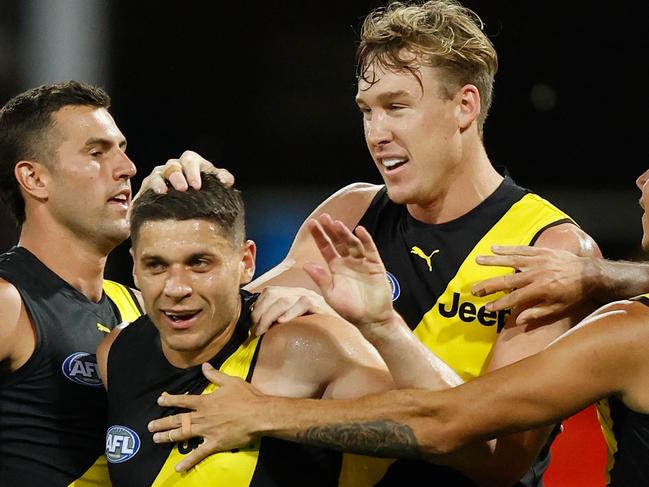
[0,280,34,371]
[96,327,123,389]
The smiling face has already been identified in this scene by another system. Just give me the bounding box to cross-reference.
[132,218,255,368]
[45,105,136,251]
[637,169,649,250]
[356,63,469,207]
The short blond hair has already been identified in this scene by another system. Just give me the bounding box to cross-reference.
[357,1,498,133]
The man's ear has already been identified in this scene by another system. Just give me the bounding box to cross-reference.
[129,247,140,289]
[239,239,256,285]
[456,84,481,131]
[14,160,51,200]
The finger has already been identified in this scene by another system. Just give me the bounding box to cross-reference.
[307,219,339,263]
[214,169,235,187]
[475,254,526,269]
[175,441,218,472]
[303,261,332,293]
[354,225,383,263]
[201,362,234,386]
[514,301,565,326]
[252,299,295,334]
[162,160,188,191]
[178,151,204,189]
[152,426,183,444]
[490,245,543,256]
[140,167,169,195]
[331,220,365,258]
[157,391,201,409]
[484,283,541,312]
[148,413,181,434]
[276,298,316,323]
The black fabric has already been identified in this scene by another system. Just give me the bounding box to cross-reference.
[107,290,342,486]
[0,246,125,486]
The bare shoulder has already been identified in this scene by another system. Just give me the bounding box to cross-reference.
[262,313,381,364]
[0,278,35,369]
[307,182,382,228]
[533,222,601,258]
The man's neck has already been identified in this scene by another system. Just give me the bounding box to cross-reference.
[407,149,504,224]
[18,222,110,302]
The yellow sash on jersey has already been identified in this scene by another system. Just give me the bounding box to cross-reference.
[413,193,572,381]
[151,335,261,486]
[68,281,143,487]
[103,279,142,324]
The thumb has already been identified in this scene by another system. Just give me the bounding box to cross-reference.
[202,362,232,386]
[303,261,331,291]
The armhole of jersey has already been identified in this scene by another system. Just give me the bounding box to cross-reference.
[102,280,143,324]
[528,217,575,246]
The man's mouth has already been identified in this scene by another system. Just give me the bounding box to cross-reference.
[380,157,408,171]
[162,310,201,329]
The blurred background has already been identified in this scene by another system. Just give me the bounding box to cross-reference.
[0,0,646,287]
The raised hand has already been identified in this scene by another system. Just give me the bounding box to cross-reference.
[303,213,395,329]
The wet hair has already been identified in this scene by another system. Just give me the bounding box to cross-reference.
[0,80,111,225]
[130,172,246,246]
[357,0,498,134]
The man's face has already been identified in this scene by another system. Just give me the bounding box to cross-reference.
[356,63,465,206]
[45,105,136,251]
[132,218,255,367]
[637,168,649,250]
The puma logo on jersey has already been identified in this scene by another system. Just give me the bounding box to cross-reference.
[97,322,111,333]
[410,246,439,272]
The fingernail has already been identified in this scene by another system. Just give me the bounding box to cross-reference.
[153,433,162,443]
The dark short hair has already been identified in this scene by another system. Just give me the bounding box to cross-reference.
[130,172,246,246]
[0,80,111,225]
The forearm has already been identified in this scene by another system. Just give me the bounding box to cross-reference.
[594,260,649,303]
[358,312,463,389]
[256,389,444,460]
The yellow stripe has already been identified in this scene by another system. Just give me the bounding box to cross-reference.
[102,280,141,324]
[596,399,617,485]
[152,335,262,486]
[67,455,111,486]
[414,193,572,380]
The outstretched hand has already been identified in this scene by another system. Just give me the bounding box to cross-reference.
[147,363,263,472]
[134,150,235,199]
[304,213,395,329]
[472,245,598,326]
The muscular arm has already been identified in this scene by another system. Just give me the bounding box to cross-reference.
[0,279,35,375]
[235,299,648,462]
[462,223,603,484]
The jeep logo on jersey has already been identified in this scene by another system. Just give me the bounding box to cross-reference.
[386,271,401,301]
[438,292,511,331]
[106,425,141,463]
[61,352,102,387]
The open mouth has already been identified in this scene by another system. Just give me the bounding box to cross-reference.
[381,158,408,171]
[163,310,201,329]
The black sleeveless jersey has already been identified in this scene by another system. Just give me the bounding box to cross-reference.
[357,177,573,486]
[106,290,344,487]
[596,294,649,486]
[0,246,142,486]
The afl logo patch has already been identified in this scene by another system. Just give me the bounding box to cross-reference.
[386,271,401,301]
[61,352,102,387]
[106,425,141,463]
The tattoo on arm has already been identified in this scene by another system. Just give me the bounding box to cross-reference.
[296,421,424,460]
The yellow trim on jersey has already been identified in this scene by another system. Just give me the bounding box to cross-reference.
[151,334,262,486]
[413,193,572,381]
[102,280,141,324]
[67,454,111,486]
[596,398,617,485]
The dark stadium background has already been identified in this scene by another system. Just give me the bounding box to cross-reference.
[0,1,645,285]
